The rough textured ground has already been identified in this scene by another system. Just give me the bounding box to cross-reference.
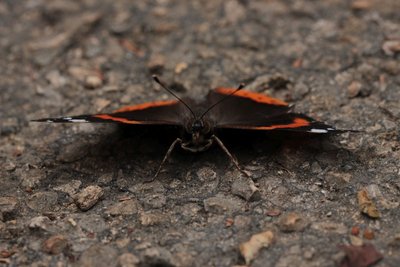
[1,0,399,266]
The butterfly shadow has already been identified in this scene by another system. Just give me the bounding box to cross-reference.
[42,124,361,200]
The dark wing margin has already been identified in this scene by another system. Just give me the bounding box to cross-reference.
[32,100,184,125]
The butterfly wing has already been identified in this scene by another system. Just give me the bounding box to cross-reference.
[207,88,338,133]
[216,112,339,133]
[32,99,185,125]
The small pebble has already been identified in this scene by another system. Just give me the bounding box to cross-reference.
[204,195,243,214]
[140,211,167,226]
[42,235,68,254]
[347,81,362,98]
[363,228,375,240]
[141,193,167,209]
[74,185,104,211]
[225,217,234,227]
[311,221,347,234]
[278,212,309,232]
[28,216,52,231]
[84,75,102,89]
[79,244,118,267]
[382,40,400,56]
[53,180,82,197]
[196,166,217,182]
[350,235,363,246]
[0,197,18,220]
[4,161,16,171]
[174,62,188,74]
[79,214,108,233]
[231,176,260,201]
[351,0,372,10]
[239,230,275,265]
[57,142,88,163]
[118,253,140,267]
[143,247,174,266]
[266,209,281,217]
[234,215,252,229]
[388,234,400,248]
[98,173,113,185]
[107,199,140,216]
[357,189,380,219]
[26,191,58,212]
[351,226,360,236]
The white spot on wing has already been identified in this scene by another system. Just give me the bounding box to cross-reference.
[69,119,89,123]
[309,128,328,133]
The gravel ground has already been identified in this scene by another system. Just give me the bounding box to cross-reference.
[1,0,399,266]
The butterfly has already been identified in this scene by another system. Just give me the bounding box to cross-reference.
[33,75,344,178]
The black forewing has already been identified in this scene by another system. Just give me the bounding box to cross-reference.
[206,88,339,133]
[32,100,186,125]
[206,88,291,126]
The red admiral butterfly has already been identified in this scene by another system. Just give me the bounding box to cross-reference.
[33,75,346,178]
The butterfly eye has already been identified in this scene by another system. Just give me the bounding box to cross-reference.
[192,120,203,132]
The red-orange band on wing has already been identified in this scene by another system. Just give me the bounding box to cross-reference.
[215,88,288,106]
[225,118,310,130]
[94,114,142,124]
[113,100,178,113]
[255,118,310,130]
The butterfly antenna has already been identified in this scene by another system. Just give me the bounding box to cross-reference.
[152,75,196,118]
[200,83,245,120]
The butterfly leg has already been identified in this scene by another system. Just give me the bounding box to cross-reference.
[152,138,182,180]
[211,135,250,177]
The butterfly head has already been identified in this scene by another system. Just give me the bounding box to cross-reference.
[191,119,204,133]
[190,118,211,136]
[180,117,212,152]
